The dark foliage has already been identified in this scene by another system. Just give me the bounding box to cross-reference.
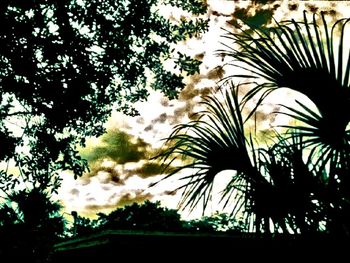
[0,188,65,262]
[0,0,208,193]
[97,201,183,232]
[0,1,208,259]
[185,212,246,233]
[71,201,245,237]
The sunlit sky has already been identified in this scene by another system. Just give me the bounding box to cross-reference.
[57,0,350,220]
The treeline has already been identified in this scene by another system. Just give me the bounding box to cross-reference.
[0,190,245,262]
[71,200,246,237]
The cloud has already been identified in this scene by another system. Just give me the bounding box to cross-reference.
[163,75,215,124]
[227,1,279,29]
[151,113,167,124]
[95,170,118,185]
[144,124,153,132]
[288,2,298,11]
[77,180,177,217]
[60,168,175,217]
[69,188,80,197]
[78,176,91,186]
[114,190,154,207]
[81,129,151,165]
[75,126,174,198]
[207,66,225,80]
[83,203,118,213]
[86,162,127,185]
[83,190,153,212]
[136,117,145,124]
[131,162,167,179]
[68,122,183,217]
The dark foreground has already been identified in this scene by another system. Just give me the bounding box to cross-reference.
[52,230,349,262]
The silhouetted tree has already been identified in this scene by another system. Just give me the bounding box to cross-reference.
[70,212,99,237]
[70,201,245,237]
[98,201,183,232]
[0,188,65,262]
[155,12,350,236]
[0,0,208,194]
[0,1,208,257]
[185,212,246,233]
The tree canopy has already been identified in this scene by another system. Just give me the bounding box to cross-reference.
[0,0,208,192]
[71,200,245,237]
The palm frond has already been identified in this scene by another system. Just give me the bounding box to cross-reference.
[256,134,326,233]
[222,11,350,172]
[154,12,350,235]
[153,84,256,215]
[225,13,349,107]
[277,99,350,170]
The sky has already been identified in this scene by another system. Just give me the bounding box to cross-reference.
[57,0,350,220]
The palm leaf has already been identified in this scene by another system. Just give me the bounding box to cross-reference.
[153,84,257,216]
[154,12,350,235]
[222,11,350,170]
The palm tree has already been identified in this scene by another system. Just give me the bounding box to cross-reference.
[155,12,350,235]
